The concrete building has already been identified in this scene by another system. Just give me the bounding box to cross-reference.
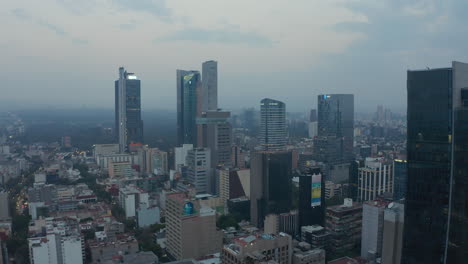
[115,67,143,153]
[88,234,139,264]
[221,232,292,264]
[259,98,287,151]
[108,160,132,178]
[201,60,218,112]
[93,144,120,159]
[293,245,325,264]
[231,145,246,169]
[358,157,393,201]
[119,185,149,218]
[360,199,391,260]
[301,225,330,251]
[137,206,161,228]
[218,168,250,203]
[264,210,299,237]
[174,144,194,171]
[325,181,342,199]
[197,110,232,167]
[326,199,362,255]
[382,202,404,264]
[96,153,137,169]
[186,148,212,194]
[0,192,10,221]
[152,150,168,175]
[165,192,222,260]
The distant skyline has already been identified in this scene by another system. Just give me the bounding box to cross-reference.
[2,0,468,112]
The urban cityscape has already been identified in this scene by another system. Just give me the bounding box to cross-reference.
[1,1,468,264]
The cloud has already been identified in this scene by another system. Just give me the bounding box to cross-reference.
[118,20,138,31]
[56,0,97,16]
[113,0,172,22]
[156,27,273,47]
[12,8,67,37]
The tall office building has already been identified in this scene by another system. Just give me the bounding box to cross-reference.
[259,98,287,151]
[250,151,292,228]
[115,67,143,153]
[201,60,218,112]
[0,192,10,221]
[177,70,201,146]
[298,168,325,228]
[315,94,354,162]
[197,110,232,167]
[402,61,468,263]
[308,109,318,138]
[186,148,212,194]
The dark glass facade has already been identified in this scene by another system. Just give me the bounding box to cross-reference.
[250,151,292,228]
[446,89,468,262]
[114,77,143,146]
[402,68,453,264]
[316,94,354,163]
[298,167,325,228]
[176,70,201,146]
[393,159,407,201]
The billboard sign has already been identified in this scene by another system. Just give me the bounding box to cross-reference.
[311,174,322,207]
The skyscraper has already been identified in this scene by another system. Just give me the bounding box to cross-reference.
[201,60,218,112]
[250,151,292,228]
[197,110,232,167]
[402,61,468,263]
[186,148,212,194]
[177,70,201,146]
[259,98,287,151]
[115,67,143,153]
[315,94,354,162]
[298,167,325,228]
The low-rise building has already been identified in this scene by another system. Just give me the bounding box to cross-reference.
[221,232,292,264]
[326,199,362,256]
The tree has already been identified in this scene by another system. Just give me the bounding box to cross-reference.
[217,214,239,230]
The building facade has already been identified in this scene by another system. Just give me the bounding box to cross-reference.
[315,94,354,163]
[392,159,407,201]
[403,61,468,263]
[382,202,404,264]
[186,148,212,194]
[259,98,287,151]
[177,70,201,146]
[197,110,232,167]
[201,60,218,112]
[250,151,292,228]
[298,168,325,228]
[115,67,143,153]
[360,199,391,260]
[358,158,393,202]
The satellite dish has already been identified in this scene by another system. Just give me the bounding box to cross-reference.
[388,202,394,209]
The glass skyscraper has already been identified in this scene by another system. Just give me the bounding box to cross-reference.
[250,151,292,228]
[259,98,287,151]
[393,159,407,201]
[402,61,468,264]
[115,67,143,153]
[176,70,201,146]
[315,94,354,163]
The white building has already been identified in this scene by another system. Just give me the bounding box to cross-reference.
[119,185,149,218]
[29,234,83,264]
[93,144,119,159]
[174,144,193,171]
[361,200,391,260]
[358,158,393,201]
[137,205,161,228]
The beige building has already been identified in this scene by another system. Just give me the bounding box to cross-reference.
[108,160,132,178]
[221,232,292,264]
[166,192,223,260]
[293,248,325,264]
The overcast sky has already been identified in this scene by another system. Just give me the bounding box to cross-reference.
[1,0,468,113]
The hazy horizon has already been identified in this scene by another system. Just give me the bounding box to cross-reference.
[2,1,468,112]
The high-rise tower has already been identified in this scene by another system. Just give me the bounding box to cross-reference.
[402,61,468,263]
[115,67,143,153]
[315,94,354,163]
[259,98,287,151]
[201,60,218,112]
[176,70,201,146]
